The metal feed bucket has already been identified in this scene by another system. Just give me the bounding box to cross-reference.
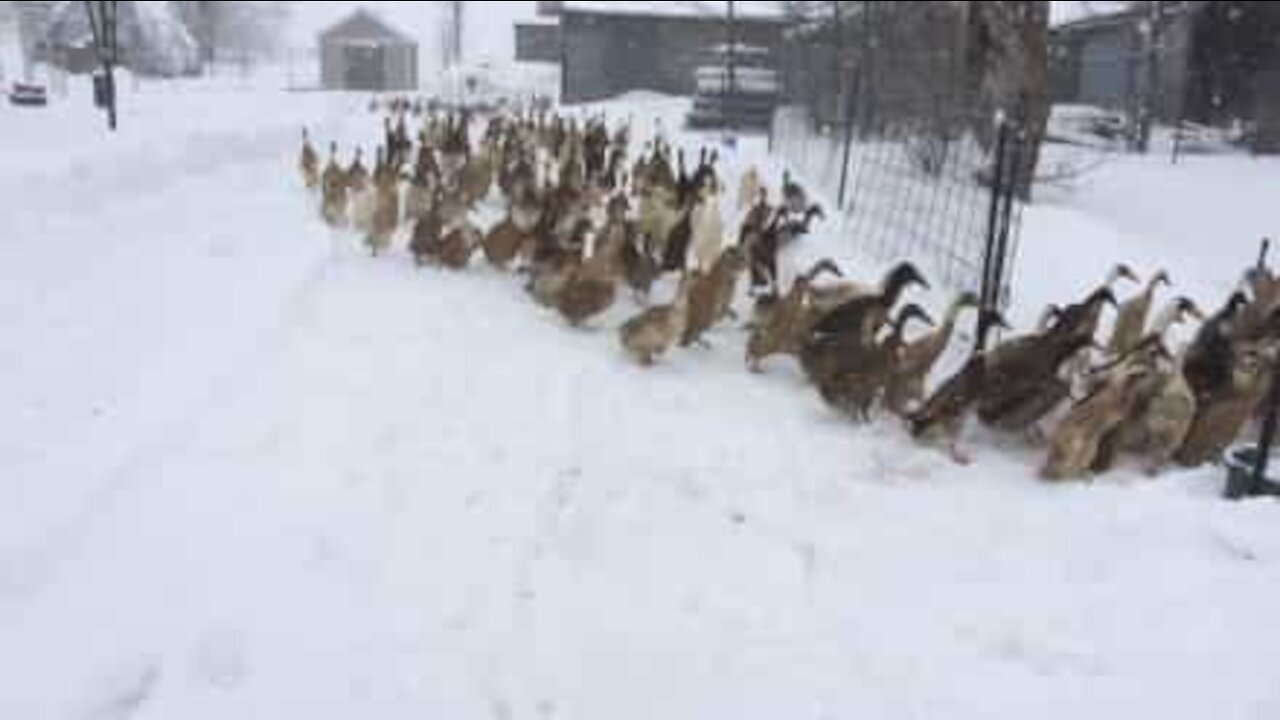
[1223,444,1280,500]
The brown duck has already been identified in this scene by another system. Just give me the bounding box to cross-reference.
[886,291,980,416]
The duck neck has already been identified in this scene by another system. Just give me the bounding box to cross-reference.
[937,301,968,342]
[1151,303,1182,341]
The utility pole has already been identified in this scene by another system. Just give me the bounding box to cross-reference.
[84,0,119,131]
[1134,0,1165,154]
[446,1,464,68]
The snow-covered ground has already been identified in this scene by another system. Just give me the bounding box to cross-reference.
[2,72,1280,720]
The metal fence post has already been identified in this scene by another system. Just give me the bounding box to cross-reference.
[1250,362,1280,495]
[991,126,1023,309]
[977,118,1010,352]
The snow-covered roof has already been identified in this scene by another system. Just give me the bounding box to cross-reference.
[561,1,788,23]
[321,9,415,46]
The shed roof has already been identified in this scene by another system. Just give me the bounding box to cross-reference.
[320,9,415,45]
[561,2,787,23]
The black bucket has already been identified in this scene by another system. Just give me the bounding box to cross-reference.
[1223,444,1280,500]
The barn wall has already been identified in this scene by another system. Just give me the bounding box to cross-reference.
[561,12,783,103]
[516,23,561,63]
[320,40,419,91]
[384,43,418,91]
[320,42,345,89]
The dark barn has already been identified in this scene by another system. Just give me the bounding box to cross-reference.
[556,1,786,103]
[515,21,561,64]
[319,10,419,92]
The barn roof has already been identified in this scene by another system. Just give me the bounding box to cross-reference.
[320,9,415,45]
[561,1,788,23]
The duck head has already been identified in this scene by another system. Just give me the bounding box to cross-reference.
[955,291,982,310]
[1175,297,1206,323]
[886,262,931,295]
[1108,263,1139,286]
[894,303,936,332]
[802,258,844,283]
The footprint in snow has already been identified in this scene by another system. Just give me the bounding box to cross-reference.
[192,628,249,691]
[80,658,161,720]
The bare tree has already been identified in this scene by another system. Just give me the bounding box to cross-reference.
[176,0,289,70]
[966,0,1051,199]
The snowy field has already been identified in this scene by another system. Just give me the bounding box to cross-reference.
[2,71,1280,720]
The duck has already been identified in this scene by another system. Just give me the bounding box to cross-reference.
[1176,341,1275,467]
[528,218,592,307]
[1107,269,1171,357]
[781,170,808,216]
[682,246,748,348]
[885,291,981,416]
[908,310,1012,465]
[299,128,319,190]
[320,143,348,227]
[690,183,726,273]
[1042,357,1159,481]
[346,148,370,194]
[365,149,400,257]
[743,199,781,294]
[1233,243,1280,342]
[807,261,923,317]
[409,188,447,267]
[556,232,619,327]
[347,149,376,234]
[481,215,530,269]
[619,273,696,366]
[638,184,682,263]
[1054,280,1126,343]
[976,316,1105,436]
[745,259,844,371]
[1116,303,1204,474]
[804,304,934,422]
[459,151,494,206]
[660,204,696,273]
[1183,291,1250,399]
[738,165,762,213]
[808,262,931,345]
[438,221,481,270]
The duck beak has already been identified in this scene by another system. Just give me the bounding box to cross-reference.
[1120,265,1139,283]
[913,307,936,328]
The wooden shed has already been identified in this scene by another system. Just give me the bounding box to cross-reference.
[320,10,418,92]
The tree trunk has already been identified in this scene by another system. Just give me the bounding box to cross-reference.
[968,1,1051,200]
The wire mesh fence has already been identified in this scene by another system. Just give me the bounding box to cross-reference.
[771,104,1025,301]
[771,2,1027,303]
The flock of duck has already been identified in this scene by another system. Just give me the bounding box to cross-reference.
[296,97,1278,482]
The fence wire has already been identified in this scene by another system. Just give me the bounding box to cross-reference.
[772,105,1024,300]
[771,2,1026,302]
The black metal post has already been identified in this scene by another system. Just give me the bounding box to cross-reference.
[1251,361,1280,494]
[991,127,1023,309]
[84,0,119,131]
[835,1,856,210]
[976,118,1010,351]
